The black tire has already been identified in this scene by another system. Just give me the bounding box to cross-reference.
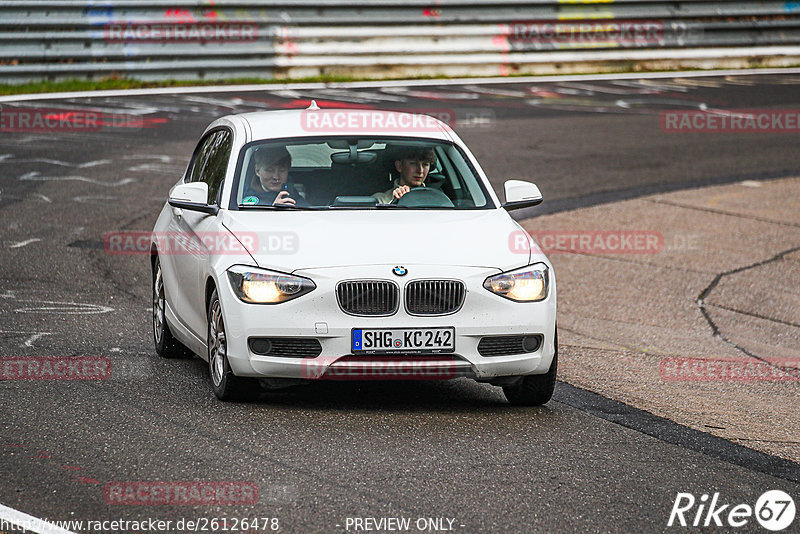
[502,332,558,406]
[207,289,256,401]
[152,256,186,358]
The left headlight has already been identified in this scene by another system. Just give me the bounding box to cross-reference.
[484,263,549,302]
[227,265,315,304]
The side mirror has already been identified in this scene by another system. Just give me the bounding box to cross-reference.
[501,180,543,211]
[168,182,219,215]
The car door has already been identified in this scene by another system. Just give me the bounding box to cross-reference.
[168,128,233,341]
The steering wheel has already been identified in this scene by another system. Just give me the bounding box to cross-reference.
[391,188,454,208]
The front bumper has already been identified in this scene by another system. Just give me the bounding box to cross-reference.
[216,264,556,380]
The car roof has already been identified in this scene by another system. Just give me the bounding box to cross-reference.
[232,107,455,142]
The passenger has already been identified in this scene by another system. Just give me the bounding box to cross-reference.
[242,146,308,207]
[372,146,437,204]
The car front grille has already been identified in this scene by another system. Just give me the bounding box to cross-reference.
[336,280,399,316]
[248,337,323,358]
[477,335,542,357]
[405,280,466,315]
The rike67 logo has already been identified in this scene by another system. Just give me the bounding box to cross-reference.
[668,490,796,531]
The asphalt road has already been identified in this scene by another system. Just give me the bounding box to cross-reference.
[1,73,799,533]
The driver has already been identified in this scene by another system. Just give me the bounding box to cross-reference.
[372,146,437,204]
[242,146,308,207]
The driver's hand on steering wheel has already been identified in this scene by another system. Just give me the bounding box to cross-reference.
[392,185,411,199]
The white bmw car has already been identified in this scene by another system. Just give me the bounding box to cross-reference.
[151,105,557,405]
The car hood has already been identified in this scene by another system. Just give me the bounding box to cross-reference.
[221,209,540,272]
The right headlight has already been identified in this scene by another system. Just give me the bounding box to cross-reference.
[483,263,548,302]
[227,265,315,304]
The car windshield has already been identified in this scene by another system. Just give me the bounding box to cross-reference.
[233,137,493,209]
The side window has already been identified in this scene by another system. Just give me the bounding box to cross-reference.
[201,130,232,204]
[185,133,216,184]
[184,130,233,204]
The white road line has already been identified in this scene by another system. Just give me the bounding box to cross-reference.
[14,301,114,315]
[26,159,110,168]
[32,193,52,203]
[1,67,800,103]
[182,95,249,110]
[300,88,408,103]
[0,156,111,168]
[558,81,639,95]
[380,86,480,99]
[19,172,136,187]
[8,238,41,249]
[460,84,528,98]
[0,502,78,534]
[0,329,54,347]
[740,180,763,188]
[126,162,180,173]
[23,332,51,347]
[73,195,116,203]
[121,154,171,162]
[265,89,303,99]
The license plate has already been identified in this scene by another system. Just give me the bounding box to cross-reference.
[352,327,455,354]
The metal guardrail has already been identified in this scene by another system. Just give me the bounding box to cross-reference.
[1,1,800,83]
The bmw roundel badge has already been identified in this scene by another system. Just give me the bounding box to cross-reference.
[392,266,408,276]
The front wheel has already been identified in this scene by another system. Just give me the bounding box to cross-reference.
[152,256,185,358]
[207,289,254,401]
[503,332,558,406]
